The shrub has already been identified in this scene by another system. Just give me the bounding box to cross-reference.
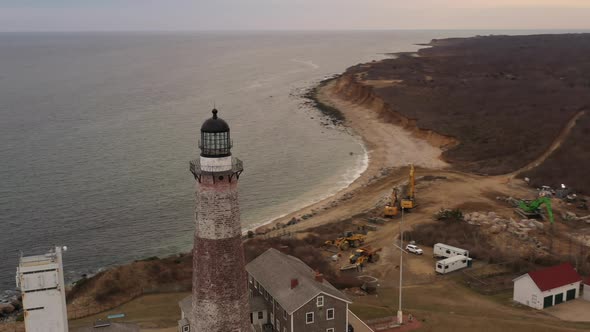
[435,208,464,222]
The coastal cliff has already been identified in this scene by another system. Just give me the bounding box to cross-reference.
[330,73,458,150]
[335,34,590,193]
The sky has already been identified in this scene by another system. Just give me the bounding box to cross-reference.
[0,0,589,31]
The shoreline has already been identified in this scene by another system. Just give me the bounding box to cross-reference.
[244,140,369,233]
[242,77,367,233]
[255,75,449,234]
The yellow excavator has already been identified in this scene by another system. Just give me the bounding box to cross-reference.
[400,164,416,210]
[383,188,400,218]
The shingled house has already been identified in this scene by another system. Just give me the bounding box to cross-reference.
[246,248,352,332]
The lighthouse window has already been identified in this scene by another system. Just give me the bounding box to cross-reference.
[201,131,231,157]
[218,176,224,181]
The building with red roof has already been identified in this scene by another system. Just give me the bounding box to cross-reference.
[513,263,582,309]
[583,277,590,302]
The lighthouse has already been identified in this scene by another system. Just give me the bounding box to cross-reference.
[187,109,249,332]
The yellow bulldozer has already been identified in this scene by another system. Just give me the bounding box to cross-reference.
[324,231,366,251]
[349,247,382,266]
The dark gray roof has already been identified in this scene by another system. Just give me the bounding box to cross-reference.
[179,295,191,316]
[250,295,270,312]
[246,248,351,314]
[201,109,230,133]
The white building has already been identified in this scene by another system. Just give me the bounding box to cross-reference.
[16,246,69,332]
[513,262,582,309]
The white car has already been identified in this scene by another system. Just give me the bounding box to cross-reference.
[405,244,423,255]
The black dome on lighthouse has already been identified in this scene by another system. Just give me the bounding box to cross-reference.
[201,109,230,133]
[199,109,232,158]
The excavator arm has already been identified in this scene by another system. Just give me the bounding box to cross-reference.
[543,198,554,224]
[407,164,415,200]
[518,196,554,223]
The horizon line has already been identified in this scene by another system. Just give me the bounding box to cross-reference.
[1,28,590,34]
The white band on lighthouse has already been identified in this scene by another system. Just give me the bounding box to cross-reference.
[200,156,233,172]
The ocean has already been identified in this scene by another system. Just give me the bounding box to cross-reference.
[0,30,584,294]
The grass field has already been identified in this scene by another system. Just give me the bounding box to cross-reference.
[350,281,590,332]
[68,292,189,330]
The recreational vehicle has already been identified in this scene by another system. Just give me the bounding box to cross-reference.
[433,243,469,259]
[435,255,472,274]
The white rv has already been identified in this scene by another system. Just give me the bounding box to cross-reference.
[436,255,472,274]
[433,243,469,259]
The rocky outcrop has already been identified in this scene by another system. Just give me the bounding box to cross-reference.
[464,211,548,251]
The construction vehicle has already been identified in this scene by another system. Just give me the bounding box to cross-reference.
[383,188,400,218]
[515,196,555,224]
[324,231,366,251]
[349,247,382,266]
[400,164,417,210]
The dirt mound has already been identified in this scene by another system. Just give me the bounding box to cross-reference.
[340,34,590,193]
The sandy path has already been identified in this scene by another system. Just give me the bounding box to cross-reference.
[262,80,447,233]
[509,109,586,176]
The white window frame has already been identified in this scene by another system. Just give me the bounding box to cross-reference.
[306,312,314,324]
[327,329,335,332]
[316,295,324,307]
[326,308,335,320]
[255,281,258,289]
[276,319,280,330]
[283,308,287,319]
[249,275,252,283]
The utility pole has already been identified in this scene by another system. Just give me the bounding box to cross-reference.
[397,207,404,325]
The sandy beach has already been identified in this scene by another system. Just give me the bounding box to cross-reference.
[259,78,448,234]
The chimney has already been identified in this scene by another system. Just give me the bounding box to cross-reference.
[290,278,299,289]
[315,272,324,283]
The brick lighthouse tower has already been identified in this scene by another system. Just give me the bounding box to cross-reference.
[187,109,249,332]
